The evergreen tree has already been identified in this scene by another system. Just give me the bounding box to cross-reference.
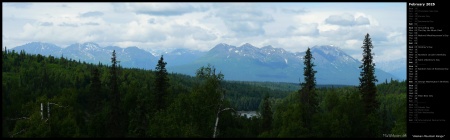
[260,94,273,133]
[300,47,317,106]
[358,33,379,115]
[108,50,124,137]
[359,33,380,137]
[299,47,317,133]
[155,55,169,111]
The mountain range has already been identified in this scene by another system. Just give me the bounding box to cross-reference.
[12,42,158,69]
[168,43,399,85]
[376,59,406,80]
[11,42,403,85]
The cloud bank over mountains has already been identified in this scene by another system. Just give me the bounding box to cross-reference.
[3,2,405,63]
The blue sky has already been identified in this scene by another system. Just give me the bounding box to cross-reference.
[2,2,406,62]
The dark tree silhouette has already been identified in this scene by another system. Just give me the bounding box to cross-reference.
[155,55,169,111]
[108,50,124,137]
[358,33,379,115]
[299,47,317,133]
[359,33,380,138]
[300,47,317,106]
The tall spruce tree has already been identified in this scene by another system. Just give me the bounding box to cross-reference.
[300,47,317,105]
[108,50,123,137]
[299,47,317,133]
[155,55,169,111]
[358,33,379,115]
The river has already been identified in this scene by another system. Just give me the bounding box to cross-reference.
[237,111,259,118]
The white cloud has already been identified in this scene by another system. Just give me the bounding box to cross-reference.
[113,3,210,16]
[375,48,406,62]
[59,22,79,27]
[192,29,217,41]
[355,16,370,25]
[287,23,319,36]
[4,3,32,8]
[213,3,274,37]
[325,13,370,26]
[83,22,100,26]
[40,22,53,26]
[79,11,104,17]
[279,7,307,14]
[2,2,405,62]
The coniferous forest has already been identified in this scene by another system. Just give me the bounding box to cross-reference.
[2,34,406,138]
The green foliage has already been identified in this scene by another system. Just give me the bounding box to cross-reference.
[2,48,405,138]
[223,81,290,111]
[230,81,298,92]
[301,47,317,92]
[377,82,406,136]
[273,101,308,137]
[154,55,169,110]
[106,50,126,137]
[298,47,318,133]
[359,33,379,115]
[271,81,405,138]
[259,94,273,134]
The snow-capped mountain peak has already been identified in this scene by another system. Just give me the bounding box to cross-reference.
[311,45,358,64]
[83,42,101,51]
[240,43,257,49]
[11,42,401,85]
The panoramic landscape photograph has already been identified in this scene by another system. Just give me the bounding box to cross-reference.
[3,2,406,138]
